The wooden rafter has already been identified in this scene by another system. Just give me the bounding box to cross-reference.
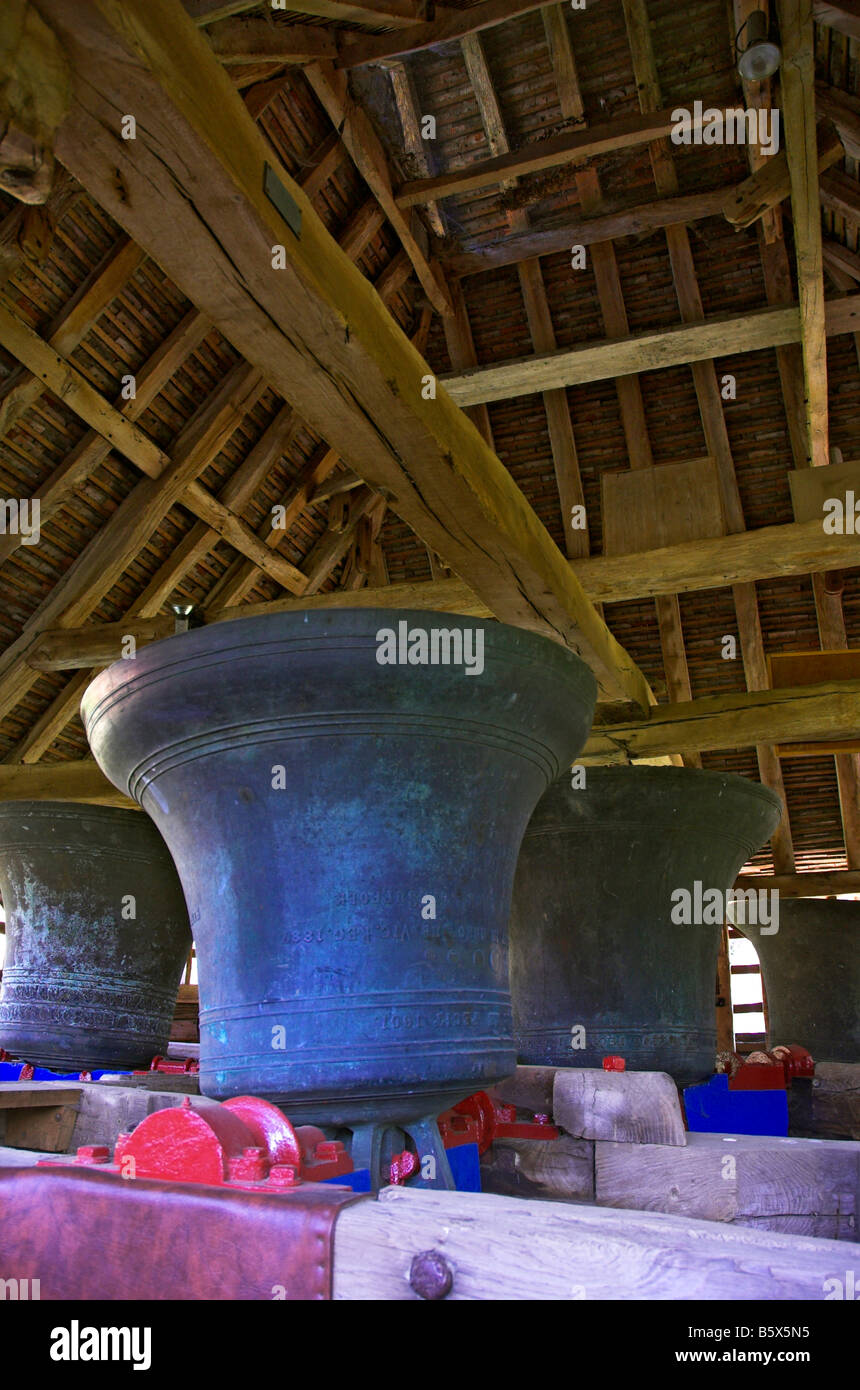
[812,0,860,40]
[34,0,652,709]
[303,60,452,316]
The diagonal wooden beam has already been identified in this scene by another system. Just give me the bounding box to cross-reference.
[0,305,306,591]
[0,360,266,723]
[777,0,829,469]
[0,235,145,436]
[388,60,445,239]
[304,60,452,316]
[722,118,843,230]
[37,0,651,709]
[0,307,209,570]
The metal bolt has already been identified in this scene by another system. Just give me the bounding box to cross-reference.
[409,1249,454,1301]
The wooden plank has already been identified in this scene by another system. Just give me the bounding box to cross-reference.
[442,188,733,277]
[777,0,830,468]
[0,1085,81,1109]
[580,679,860,761]
[42,0,651,708]
[304,61,452,317]
[184,0,262,22]
[553,1069,687,1146]
[0,760,135,806]
[332,1184,857,1299]
[206,18,338,63]
[258,0,430,25]
[602,458,725,555]
[395,108,726,207]
[442,302,809,403]
[770,648,860,686]
[3,1102,78,1153]
[595,1131,859,1240]
[0,303,170,476]
[337,0,553,68]
[388,61,445,239]
[723,119,844,230]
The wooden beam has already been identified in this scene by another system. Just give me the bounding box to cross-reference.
[813,0,860,40]
[0,758,135,807]
[21,514,860,667]
[206,18,337,64]
[735,868,860,896]
[304,60,451,317]
[442,294,860,402]
[823,237,860,282]
[261,0,431,26]
[0,308,210,571]
[722,119,844,230]
[337,0,552,68]
[395,108,729,208]
[581,680,860,761]
[0,233,145,437]
[442,187,733,278]
[0,360,266,722]
[776,0,830,468]
[40,0,651,709]
[388,61,445,239]
[0,302,170,474]
[0,306,308,592]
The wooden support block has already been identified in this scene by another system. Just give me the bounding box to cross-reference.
[595,1130,859,1241]
[489,1066,558,1116]
[333,1185,858,1299]
[480,1135,594,1203]
[602,457,725,556]
[553,1068,687,1146]
[788,456,860,523]
[0,1083,81,1152]
[810,1062,860,1140]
